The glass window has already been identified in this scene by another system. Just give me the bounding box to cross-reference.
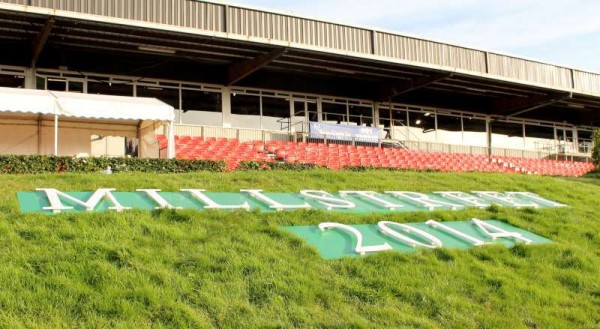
[349,105,373,126]
[492,121,523,137]
[262,97,289,118]
[463,116,486,132]
[137,86,179,108]
[525,125,554,139]
[578,130,593,153]
[36,76,45,90]
[409,111,435,132]
[578,130,592,141]
[68,81,84,93]
[307,101,318,122]
[47,79,67,91]
[89,81,133,97]
[322,102,347,123]
[0,75,25,88]
[294,101,305,117]
[437,114,462,132]
[391,109,408,126]
[182,90,221,113]
[379,108,392,127]
[231,94,260,115]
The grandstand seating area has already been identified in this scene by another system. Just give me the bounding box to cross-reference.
[157,135,273,170]
[157,135,596,176]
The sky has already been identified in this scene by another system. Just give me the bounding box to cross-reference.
[228,0,600,72]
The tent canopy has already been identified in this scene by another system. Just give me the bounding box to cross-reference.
[0,86,57,115]
[0,86,174,121]
[51,90,175,121]
[0,86,176,158]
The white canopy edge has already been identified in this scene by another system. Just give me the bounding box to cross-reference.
[0,86,58,115]
[50,90,175,121]
[0,86,175,122]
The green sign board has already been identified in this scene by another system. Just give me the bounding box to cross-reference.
[282,219,552,259]
[18,189,566,214]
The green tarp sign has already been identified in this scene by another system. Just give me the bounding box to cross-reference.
[282,219,552,259]
[18,189,566,214]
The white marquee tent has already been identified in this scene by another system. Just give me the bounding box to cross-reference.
[0,86,175,158]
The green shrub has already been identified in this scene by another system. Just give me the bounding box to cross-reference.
[0,155,226,174]
[238,161,320,171]
[592,130,600,166]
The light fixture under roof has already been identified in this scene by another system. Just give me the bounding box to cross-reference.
[325,67,356,74]
[138,45,176,54]
[567,103,585,109]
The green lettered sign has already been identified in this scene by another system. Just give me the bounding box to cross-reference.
[282,220,552,259]
[18,189,566,214]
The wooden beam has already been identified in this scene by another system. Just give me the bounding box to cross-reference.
[376,72,451,101]
[227,48,287,86]
[31,17,55,68]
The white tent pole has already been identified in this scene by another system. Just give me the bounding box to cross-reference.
[167,120,175,159]
[54,114,58,156]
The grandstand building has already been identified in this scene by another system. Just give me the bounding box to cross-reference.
[0,0,598,173]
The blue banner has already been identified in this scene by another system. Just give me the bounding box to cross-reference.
[309,122,382,142]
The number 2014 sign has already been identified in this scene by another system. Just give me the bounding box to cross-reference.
[282,219,552,259]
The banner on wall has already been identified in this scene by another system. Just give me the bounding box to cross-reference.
[309,122,382,142]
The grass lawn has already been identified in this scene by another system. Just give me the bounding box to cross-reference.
[0,170,599,328]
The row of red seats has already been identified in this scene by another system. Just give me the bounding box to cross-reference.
[264,140,594,176]
[158,135,596,176]
[490,156,595,176]
[157,135,272,170]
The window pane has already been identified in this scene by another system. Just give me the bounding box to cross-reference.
[379,108,392,127]
[68,81,84,93]
[437,114,462,132]
[525,125,554,139]
[231,94,260,115]
[463,116,486,132]
[409,111,435,132]
[578,130,592,140]
[88,81,133,96]
[47,79,67,91]
[391,109,408,125]
[182,90,221,113]
[348,105,373,126]
[137,86,179,108]
[0,75,25,88]
[262,97,289,118]
[307,102,318,122]
[492,121,523,137]
[322,102,346,122]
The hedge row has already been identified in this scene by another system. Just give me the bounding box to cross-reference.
[341,165,441,172]
[237,161,320,171]
[0,155,226,174]
[237,161,439,172]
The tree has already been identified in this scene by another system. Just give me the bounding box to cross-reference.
[592,130,600,166]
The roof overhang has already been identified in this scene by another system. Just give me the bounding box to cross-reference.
[0,3,599,126]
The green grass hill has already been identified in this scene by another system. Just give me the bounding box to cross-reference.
[0,170,599,328]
